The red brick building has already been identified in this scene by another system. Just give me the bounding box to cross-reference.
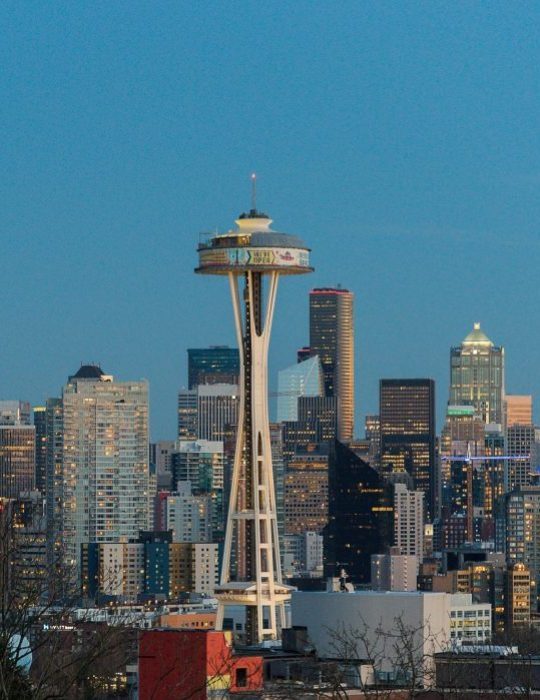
[138,629,263,699]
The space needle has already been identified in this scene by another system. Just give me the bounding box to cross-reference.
[196,177,313,644]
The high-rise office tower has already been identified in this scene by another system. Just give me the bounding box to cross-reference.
[282,396,337,457]
[502,486,540,608]
[483,425,506,531]
[284,447,329,535]
[59,365,150,569]
[309,287,354,442]
[277,355,323,422]
[281,396,337,463]
[506,423,535,490]
[505,395,533,427]
[507,423,535,490]
[323,441,393,585]
[0,401,35,499]
[33,406,47,495]
[297,395,337,442]
[44,397,63,567]
[440,406,485,512]
[0,401,31,425]
[171,439,224,541]
[449,323,505,425]
[196,199,312,643]
[178,384,239,441]
[379,379,436,520]
[188,346,240,388]
[365,414,381,469]
[393,483,424,558]
[10,492,48,600]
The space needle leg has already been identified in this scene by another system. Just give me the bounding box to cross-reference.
[216,273,246,632]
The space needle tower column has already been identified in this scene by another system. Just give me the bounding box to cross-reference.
[196,185,312,645]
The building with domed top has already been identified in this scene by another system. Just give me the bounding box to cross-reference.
[449,323,505,426]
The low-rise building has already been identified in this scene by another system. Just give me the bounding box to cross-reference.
[291,589,492,686]
[449,593,492,644]
[138,629,263,700]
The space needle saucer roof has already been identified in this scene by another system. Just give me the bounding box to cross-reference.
[196,208,313,275]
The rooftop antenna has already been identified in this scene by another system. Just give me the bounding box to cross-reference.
[251,172,257,211]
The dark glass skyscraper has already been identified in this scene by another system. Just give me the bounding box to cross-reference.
[323,440,393,585]
[33,406,47,495]
[309,288,354,442]
[187,346,240,389]
[379,378,436,520]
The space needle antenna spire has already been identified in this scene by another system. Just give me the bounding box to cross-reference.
[195,189,313,645]
[251,172,257,212]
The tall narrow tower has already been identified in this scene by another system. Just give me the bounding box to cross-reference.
[196,198,312,644]
[309,287,354,442]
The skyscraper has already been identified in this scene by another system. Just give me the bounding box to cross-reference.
[177,384,239,441]
[379,379,436,519]
[323,440,394,585]
[33,406,47,495]
[393,483,424,558]
[59,365,150,569]
[187,346,240,388]
[277,355,323,422]
[0,402,35,499]
[505,395,533,427]
[309,287,354,442]
[506,423,535,490]
[440,405,485,514]
[284,447,329,535]
[0,401,31,425]
[365,414,381,470]
[502,486,540,608]
[171,439,224,541]
[282,396,337,461]
[44,397,63,569]
[449,323,505,425]
[196,200,312,643]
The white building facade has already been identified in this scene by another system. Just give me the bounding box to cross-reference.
[165,482,213,543]
[292,590,492,686]
[61,366,150,569]
[371,551,419,592]
[394,483,424,557]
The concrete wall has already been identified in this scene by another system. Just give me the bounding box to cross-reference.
[291,591,452,685]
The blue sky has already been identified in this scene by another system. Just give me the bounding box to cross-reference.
[1,2,539,439]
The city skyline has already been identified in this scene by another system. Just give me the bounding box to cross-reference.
[1,303,536,440]
[5,5,540,694]
[4,309,535,441]
[2,4,540,439]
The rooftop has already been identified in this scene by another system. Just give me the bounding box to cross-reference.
[70,364,106,380]
[462,322,493,347]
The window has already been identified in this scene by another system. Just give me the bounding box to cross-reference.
[236,668,247,688]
